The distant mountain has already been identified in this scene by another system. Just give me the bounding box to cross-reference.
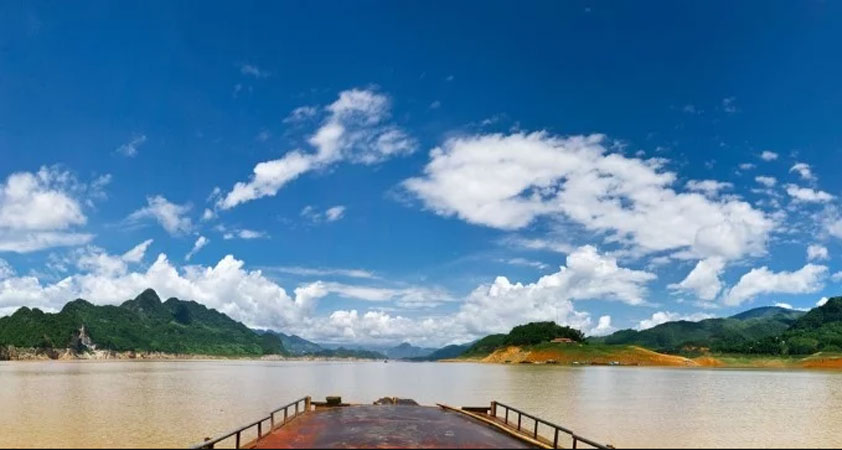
[410,343,474,361]
[257,330,323,355]
[595,305,806,354]
[312,347,387,359]
[384,342,436,359]
[0,289,285,357]
[730,306,805,321]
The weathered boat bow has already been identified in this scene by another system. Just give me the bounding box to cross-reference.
[192,396,613,449]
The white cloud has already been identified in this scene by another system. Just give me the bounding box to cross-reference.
[790,163,816,181]
[218,89,415,210]
[817,297,828,307]
[185,236,209,261]
[404,132,773,261]
[807,244,829,262]
[127,196,192,235]
[636,311,715,330]
[324,206,346,222]
[686,180,733,196]
[739,163,756,171]
[262,266,377,279]
[723,263,828,306]
[832,272,842,282]
[240,64,270,78]
[283,106,318,123]
[115,135,147,158]
[760,151,779,161]
[301,205,346,223]
[668,257,725,300]
[0,258,14,279]
[121,239,153,263]
[755,176,777,188]
[0,167,95,253]
[589,315,616,337]
[502,258,549,270]
[223,229,267,240]
[722,97,737,113]
[774,302,793,309]
[785,184,833,203]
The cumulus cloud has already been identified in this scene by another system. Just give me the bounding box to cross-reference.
[404,132,773,261]
[589,315,616,336]
[127,196,192,235]
[723,263,828,306]
[115,135,147,158]
[0,245,655,346]
[668,257,725,300]
[760,151,779,161]
[686,180,733,196]
[807,244,829,262]
[790,163,816,181]
[755,176,777,188]
[817,297,828,307]
[121,239,153,263]
[185,236,209,261]
[218,88,415,210]
[636,311,715,330]
[0,167,95,253]
[785,184,833,203]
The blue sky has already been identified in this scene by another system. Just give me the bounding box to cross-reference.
[2,1,842,346]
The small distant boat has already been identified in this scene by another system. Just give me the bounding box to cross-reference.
[192,395,613,449]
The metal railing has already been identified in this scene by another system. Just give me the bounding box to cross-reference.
[490,401,612,449]
[192,397,311,449]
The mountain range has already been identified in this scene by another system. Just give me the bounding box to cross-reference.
[4,288,841,361]
[0,289,284,357]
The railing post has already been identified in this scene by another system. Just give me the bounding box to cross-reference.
[534,419,539,438]
[295,402,299,416]
[305,396,312,412]
[504,407,509,424]
[235,431,241,449]
[553,429,559,448]
[572,436,578,449]
[284,406,288,424]
[517,412,522,431]
[490,401,497,417]
[271,411,275,430]
[258,421,262,439]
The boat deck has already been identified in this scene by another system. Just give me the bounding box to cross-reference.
[251,405,534,449]
[192,396,611,449]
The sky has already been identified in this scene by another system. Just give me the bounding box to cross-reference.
[2,1,842,347]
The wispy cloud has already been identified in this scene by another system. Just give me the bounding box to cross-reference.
[115,135,147,158]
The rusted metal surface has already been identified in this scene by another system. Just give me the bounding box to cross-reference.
[251,405,535,449]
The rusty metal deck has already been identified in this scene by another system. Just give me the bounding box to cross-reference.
[250,405,535,449]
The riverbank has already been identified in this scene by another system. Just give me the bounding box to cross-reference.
[448,343,842,369]
[0,345,383,362]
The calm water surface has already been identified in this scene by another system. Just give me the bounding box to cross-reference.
[1,360,840,448]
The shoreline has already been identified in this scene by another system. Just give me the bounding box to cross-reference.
[0,346,385,363]
[443,344,842,370]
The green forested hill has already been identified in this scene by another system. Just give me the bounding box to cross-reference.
[0,289,285,356]
[461,322,585,357]
[594,306,804,353]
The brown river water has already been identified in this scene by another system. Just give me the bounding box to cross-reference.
[1,360,841,448]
